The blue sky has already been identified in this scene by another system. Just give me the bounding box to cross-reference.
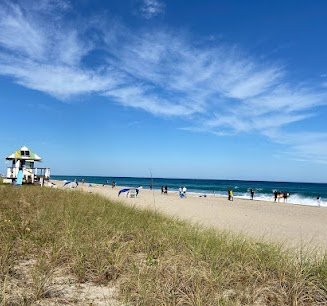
[1,0,327,182]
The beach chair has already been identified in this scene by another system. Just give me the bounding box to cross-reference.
[128,189,137,198]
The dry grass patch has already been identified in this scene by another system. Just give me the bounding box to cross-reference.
[0,186,326,305]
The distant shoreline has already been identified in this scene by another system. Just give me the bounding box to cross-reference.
[52,176,326,208]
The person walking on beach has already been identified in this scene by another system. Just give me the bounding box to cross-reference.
[112,181,116,188]
[161,186,164,194]
[317,195,321,207]
[250,188,255,200]
[164,185,168,194]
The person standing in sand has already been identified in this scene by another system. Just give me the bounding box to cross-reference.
[179,187,183,198]
[161,186,164,194]
[250,189,255,200]
[274,191,278,202]
[182,186,187,197]
[230,190,234,201]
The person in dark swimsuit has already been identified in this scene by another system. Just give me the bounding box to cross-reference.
[250,189,255,200]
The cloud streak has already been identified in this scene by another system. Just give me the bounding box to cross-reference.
[139,0,165,19]
[264,130,327,164]
[0,0,326,162]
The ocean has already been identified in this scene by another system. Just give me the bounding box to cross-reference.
[52,175,327,207]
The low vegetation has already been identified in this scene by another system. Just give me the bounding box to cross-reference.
[0,186,326,305]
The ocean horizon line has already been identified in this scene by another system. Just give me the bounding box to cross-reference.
[52,174,327,186]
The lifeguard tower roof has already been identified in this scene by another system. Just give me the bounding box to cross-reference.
[6,146,42,161]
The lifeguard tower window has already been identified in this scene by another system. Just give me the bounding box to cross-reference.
[25,161,34,168]
[21,150,30,156]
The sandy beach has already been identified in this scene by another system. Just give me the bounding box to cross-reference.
[53,180,327,251]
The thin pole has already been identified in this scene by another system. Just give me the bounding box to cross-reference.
[149,169,156,212]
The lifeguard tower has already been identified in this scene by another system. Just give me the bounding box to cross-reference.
[5,146,50,184]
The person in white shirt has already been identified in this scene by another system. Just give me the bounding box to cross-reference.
[182,186,187,197]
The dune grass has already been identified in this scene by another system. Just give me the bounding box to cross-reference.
[0,186,326,305]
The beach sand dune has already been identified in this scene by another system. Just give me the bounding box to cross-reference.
[54,181,327,251]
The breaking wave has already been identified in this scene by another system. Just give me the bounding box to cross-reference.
[189,191,326,207]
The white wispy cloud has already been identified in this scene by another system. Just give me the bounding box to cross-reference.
[139,0,165,19]
[0,1,114,99]
[0,2,45,59]
[263,130,327,164]
[0,0,326,162]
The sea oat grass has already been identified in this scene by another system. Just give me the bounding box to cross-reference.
[0,186,326,305]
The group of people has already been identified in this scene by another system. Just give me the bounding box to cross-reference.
[105,180,116,188]
[273,191,290,203]
[228,188,255,202]
[179,186,187,198]
[161,185,168,194]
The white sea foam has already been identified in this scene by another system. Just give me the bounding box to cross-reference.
[237,193,326,207]
[187,190,326,208]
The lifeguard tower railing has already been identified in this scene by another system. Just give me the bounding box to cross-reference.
[6,167,50,183]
